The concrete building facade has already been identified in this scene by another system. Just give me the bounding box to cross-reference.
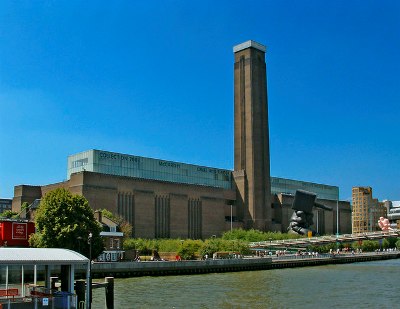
[11,40,352,238]
[352,186,387,233]
[13,170,237,239]
[384,200,400,229]
[0,199,12,214]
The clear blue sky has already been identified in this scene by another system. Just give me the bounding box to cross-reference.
[1,1,399,201]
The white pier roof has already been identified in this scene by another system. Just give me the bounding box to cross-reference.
[0,248,88,265]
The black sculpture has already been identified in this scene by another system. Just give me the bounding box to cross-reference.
[288,190,333,236]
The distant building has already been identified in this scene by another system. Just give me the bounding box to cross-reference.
[12,40,352,238]
[0,198,12,214]
[386,200,400,229]
[12,155,352,238]
[94,210,124,262]
[352,187,387,233]
[271,177,339,201]
[274,193,351,236]
[23,199,41,221]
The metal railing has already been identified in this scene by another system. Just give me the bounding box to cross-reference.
[0,286,78,309]
[249,229,400,249]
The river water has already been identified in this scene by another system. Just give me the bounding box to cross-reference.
[92,259,399,308]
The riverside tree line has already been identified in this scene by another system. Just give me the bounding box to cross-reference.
[1,188,399,260]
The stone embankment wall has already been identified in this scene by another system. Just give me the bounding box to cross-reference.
[269,252,400,269]
[91,258,272,278]
[81,252,400,279]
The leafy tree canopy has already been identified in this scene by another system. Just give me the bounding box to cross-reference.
[21,202,29,211]
[177,240,202,260]
[222,228,303,242]
[0,210,19,219]
[98,208,132,239]
[31,188,104,259]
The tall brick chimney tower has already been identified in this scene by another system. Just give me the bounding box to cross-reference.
[233,40,272,231]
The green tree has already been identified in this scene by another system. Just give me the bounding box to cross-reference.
[200,238,223,257]
[199,238,251,257]
[98,208,133,239]
[352,240,379,252]
[230,239,251,255]
[396,239,400,250]
[222,228,303,242]
[222,228,249,240]
[0,210,19,218]
[157,239,182,252]
[31,188,104,259]
[177,240,202,260]
[384,237,398,249]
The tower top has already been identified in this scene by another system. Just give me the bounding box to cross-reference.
[233,40,266,53]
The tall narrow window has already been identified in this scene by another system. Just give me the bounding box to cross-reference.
[188,199,202,239]
[155,195,170,238]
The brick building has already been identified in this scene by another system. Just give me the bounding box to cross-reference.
[352,186,387,233]
[12,40,352,238]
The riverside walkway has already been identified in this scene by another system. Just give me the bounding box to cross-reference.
[90,257,273,278]
[268,251,400,269]
[87,251,400,278]
[249,229,400,249]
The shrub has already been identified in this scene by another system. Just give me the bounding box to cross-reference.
[222,228,303,242]
[177,240,202,260]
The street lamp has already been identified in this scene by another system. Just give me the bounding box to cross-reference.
[87,232,92,309]
[77,236,83,254]
[269,238,272,256]
[336,198,339,236]
[230,204,233,232]
[134,243,137,261]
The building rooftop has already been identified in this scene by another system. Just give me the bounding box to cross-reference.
[67,149,340,201]
[233,40,266,53]
[68,149,233,189]
[0,248,88,265]
[100,231,124,237]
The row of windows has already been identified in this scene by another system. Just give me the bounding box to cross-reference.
[71,158,88,168]
[94,165,230,181]
[109,238,120,249]
[68,151,340,198]
[68,151,231,181]
[68,165,231,189]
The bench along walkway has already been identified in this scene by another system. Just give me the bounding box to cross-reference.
[0,288,18,300]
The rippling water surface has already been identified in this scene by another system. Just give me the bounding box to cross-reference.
[92,259,399,308]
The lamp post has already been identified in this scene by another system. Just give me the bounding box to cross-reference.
[180,240,184,261]
[269,238,272,256]
[77,236,83,254]
[230,204,233,232]
[134,242,137,261]
[336,198,339,236]
[336,197,340,253]
[88,232,92,309]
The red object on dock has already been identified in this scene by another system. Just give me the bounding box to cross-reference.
[0,219,35,247]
